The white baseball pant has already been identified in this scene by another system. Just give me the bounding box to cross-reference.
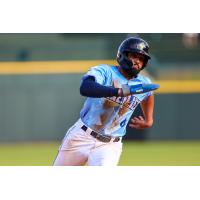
[53,119,123,166]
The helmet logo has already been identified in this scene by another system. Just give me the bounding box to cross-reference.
[137,42,146,50]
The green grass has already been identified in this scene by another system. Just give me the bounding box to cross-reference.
[119,141,200,166]
[0,141,200,166]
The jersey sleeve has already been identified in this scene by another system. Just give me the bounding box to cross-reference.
[81,64,110,85]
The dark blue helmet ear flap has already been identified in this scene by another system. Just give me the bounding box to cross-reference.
[117,51,132,68]
[116,37,151,77]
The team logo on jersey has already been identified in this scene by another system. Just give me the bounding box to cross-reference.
[106,79,141,111]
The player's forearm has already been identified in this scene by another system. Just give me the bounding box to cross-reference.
[80,77,119,98]
[142,107,154,126]
[140,95,154,127]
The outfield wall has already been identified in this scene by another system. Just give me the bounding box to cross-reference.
[0,61,200,142]
[146,93,200,140]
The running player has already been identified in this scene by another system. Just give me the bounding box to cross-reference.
[53,37,156,166]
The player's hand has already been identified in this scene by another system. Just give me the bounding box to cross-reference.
[119,83,160,97]
[129,116,153,129]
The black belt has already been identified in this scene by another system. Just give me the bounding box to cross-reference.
[81,125,121,143]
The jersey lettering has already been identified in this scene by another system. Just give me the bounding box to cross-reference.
[106,96,140,111]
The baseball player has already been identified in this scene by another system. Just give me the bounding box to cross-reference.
[53,37,157,166]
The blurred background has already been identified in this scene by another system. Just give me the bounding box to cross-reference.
[0,33,200,165]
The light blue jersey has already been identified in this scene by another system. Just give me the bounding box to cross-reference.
[80,64,153,137]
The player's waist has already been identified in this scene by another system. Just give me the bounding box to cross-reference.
[78,119,122,143]
[81,125,121,143]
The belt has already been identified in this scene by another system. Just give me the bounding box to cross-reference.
[81,125,121,143]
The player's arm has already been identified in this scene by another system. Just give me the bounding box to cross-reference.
[80,76,120,98]
[129,94,154,129]
[80,76,159,98]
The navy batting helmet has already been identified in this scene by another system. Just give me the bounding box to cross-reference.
[116,37,151,77]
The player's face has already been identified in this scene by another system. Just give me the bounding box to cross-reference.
[128,52,145,70]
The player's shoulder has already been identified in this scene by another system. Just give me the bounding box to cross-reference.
[89,64,114,74]
[91,64,112,70]
[136,74,152,84]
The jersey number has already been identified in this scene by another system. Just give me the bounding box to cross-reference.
[120,118,127,128]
